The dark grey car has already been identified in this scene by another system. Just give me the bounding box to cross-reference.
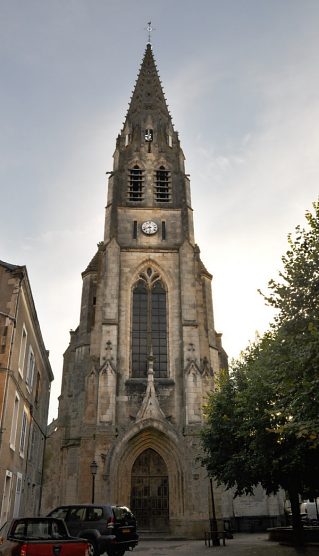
[47,504,138,556]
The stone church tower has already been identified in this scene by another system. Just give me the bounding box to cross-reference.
[42,42,227,537]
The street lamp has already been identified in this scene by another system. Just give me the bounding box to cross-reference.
[90,460,98,503]
[210,477,220,546]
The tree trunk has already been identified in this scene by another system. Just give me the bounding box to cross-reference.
[288,488,304,546]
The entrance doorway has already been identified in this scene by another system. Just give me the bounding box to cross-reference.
[131,448,169,531]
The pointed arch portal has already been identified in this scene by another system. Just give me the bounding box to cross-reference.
[131,448,169,531]
[107,425,185,534]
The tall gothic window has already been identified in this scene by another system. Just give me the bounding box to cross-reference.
[155,166,171,203]
[132,268,167,378]
[128,165,144,201]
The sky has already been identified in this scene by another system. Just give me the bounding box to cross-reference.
[1,0,319,422]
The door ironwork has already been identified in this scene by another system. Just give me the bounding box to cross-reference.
[131,448,169,531]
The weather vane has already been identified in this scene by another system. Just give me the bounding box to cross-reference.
[145,21,155,44]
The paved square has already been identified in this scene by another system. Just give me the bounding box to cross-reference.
[131,533,319,555]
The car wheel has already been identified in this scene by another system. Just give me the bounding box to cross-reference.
[106,549,125,556]
[87,540,99,556]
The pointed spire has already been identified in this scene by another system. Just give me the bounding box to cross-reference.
[124,43,171,127]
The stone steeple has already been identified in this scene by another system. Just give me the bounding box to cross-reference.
[42,41,231,538]
[104,43,193,245]
[124,43,171,127]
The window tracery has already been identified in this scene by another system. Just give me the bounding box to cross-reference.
[131,268,168,378]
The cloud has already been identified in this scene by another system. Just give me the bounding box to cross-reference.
[191,62,319,360]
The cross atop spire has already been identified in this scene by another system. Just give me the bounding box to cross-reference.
[145,20,155,45]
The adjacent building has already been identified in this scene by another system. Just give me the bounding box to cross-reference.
[0,260,53,524]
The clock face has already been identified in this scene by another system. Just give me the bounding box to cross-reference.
[142,220,158,235]
[144,129,153,142]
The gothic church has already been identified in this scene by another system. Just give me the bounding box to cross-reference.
[42,42,228,537]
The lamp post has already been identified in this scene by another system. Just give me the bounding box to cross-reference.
[90,460,98,503]
[210,477,220,546]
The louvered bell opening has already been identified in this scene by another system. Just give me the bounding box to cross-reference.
[128,166,144,202]
[155,167,171,203]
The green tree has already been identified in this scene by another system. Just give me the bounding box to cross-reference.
[201,201,319,545]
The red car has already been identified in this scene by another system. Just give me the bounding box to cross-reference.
[0,517,89,555]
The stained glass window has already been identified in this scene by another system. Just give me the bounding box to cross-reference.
[132,272,167,378]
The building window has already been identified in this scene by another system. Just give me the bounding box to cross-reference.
[26,346,35,390]
[132,280,147,375]
[155,166,171,203]
[0,324,8,354]
[131,268,167,378]
[18,325,27,377]
[125,133,131,146]
[10,393,20,450]
[133,220,138,239]
[128,165,144,201]
[19,408,28,458]
[0,471,13,525]
[12,473,22,518]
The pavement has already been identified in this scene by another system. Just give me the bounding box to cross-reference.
[131,533,319,555]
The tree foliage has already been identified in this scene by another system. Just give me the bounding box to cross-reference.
[201,201,319,541]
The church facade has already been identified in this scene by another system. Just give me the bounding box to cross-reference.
[42,43,228,536]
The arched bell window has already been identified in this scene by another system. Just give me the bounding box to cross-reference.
[128,165,144,201]
[155,166,171,203]
[131,268,168,378]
